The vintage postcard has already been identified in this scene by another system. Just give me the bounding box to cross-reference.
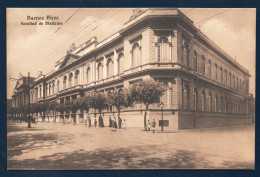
[6,8,255,170]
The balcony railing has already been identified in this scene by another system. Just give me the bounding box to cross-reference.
[58,85,83,94]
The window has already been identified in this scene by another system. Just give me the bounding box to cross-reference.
[183,41,189,66]
[239,79,241,91]
[98,62,103,80]
[233,75,235,88]
[107,58,113,78]
[161,83,169,107]
[220,97,223,112]
[201,56,205,75]
[57,80,59,92]
[132,43,140,67]
[225,70,227,85]
[208,60,212,78]
[75,70,79,85]
[236,77,238,90]
[49,84,51,95]
[224,97,227,113]
[52,83,55,95]
[86,67,91,83]
[158,37,169,62]
[220,67,223,83]
[201,90,206,111]
[215,95,218,112]
[118,53,124,74]
[229,72,231,87]
[209,92,212,112]
[215,64,218,80]
[68,73,73,88]
[194,88,198,110]
[182,83,190,109]
[193,51,197,72]
[63,76,67,89]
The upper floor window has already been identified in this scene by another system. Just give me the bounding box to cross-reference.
[158,37,169,62]
[220,67,223,83]
[118,53,124,74]
[193,51,197,72]
[63,76,67,89]
[69,73,73,88]
[57,80,59,92]
[208,60,212,78]
[209,92,212,112]
[107,58,114,78]
[215,95,218,112]
[132,43,141,67]
[233,75,235,88]
[75,70,79,85]
[86,67,91,83]
[215,64,218,81]
[236,77,238,90]
[194,88,198,110]
[98,62,103,80]
[201,56,205,75]
[229,72,231,87]
[225,70,227,85]
[183,41,189,66]
[49,83,51,95]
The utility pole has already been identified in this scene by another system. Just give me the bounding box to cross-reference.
[28,72,31,128]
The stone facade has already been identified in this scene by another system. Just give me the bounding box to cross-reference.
[11,8,254,130]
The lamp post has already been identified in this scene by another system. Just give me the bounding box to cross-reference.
[160,102,164,131]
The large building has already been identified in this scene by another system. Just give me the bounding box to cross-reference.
[11,8,255,130]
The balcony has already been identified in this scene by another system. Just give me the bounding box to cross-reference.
[58,85,83,95]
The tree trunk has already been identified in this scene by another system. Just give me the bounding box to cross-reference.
[144,105,149,131]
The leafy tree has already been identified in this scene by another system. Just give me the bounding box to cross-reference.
[130,79,165,130]
[39,101,48,122]
[47,101,59,123]
[107,88,133,121]
[56,102,67,123]
[88,92,108,118]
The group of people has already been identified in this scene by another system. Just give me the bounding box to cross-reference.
[109,117,126,130]
[146,119,156,133]
[84,114,126,129]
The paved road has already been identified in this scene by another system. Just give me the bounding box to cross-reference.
[7,122,255,170]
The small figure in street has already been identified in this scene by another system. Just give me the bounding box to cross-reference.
[84,115,87,126]
[88,117,91,127]
[73,116,76,125]
[122,119,126,130]
[94,119,97,128]
[151,119,156,133]
[147,120,151,131]
[109,117,112,127]
[118,117,122,129]
[113,117,117,128]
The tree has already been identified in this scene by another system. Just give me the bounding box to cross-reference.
[67,99,82,124]
[56,102,67,124]
[47,101,59,123]
[130,79,165,130]
[107,88,133,122]
[88,92,108,118]
[39,101,48,122]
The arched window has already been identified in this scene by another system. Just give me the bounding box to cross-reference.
[98,62,103,80]
[233,75,235,88]
[209,92,212,112]
[229,72,231,87]
[183,41,189,66]
[201,56,205,75]
[161,83,169,107]
[57,80,59,92]
[201,90,206,111]
[194,88,198,110]
[118,53,124,74]
[182,83,190,109]
[49,83,51,95]
[220,67,223,83]
[215,95,218,112]
[193,51,197,72]
[239,79,241,91]
[158,37,169,62]
[236,77,238,90]
[52,83,55,95]
[215,64,218,81]
[45,85,48,96]
[132,43,140,67]
[39,86,42,97]
[225,70,227,85]
[86,67,91,83]
[107,58,113,78]
[68,73,73,88]
[63,76,67,89]
[75,70,79,85]
[220,97,223,113]
[208,60,212,78]
[224,97,227,113]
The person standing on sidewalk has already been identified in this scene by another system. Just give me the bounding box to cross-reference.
[84,115,87,126]
[151,119,156,133]
[122,119,126,130]
[147,120,151,131]
[94,118,97,128]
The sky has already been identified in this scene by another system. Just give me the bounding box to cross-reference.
[6,8,256,99]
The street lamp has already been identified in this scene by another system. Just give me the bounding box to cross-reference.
[160,102,164,131]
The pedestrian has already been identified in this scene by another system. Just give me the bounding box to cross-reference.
[147,120,151,131]
[151,119,156,133]
[94,118,97,128]
[88,117,91,127]
[113,117,117,128]
[109,117,112,127]
[84,115,87,126]
[122,119,126,130]
[118,117,122,129]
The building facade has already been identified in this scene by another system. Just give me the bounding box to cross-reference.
[11,8,254,130]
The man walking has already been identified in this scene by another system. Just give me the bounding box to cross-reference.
[151,119,156,133]
[94,118,97,128]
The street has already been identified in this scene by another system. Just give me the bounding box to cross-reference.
[7,122,255,170]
